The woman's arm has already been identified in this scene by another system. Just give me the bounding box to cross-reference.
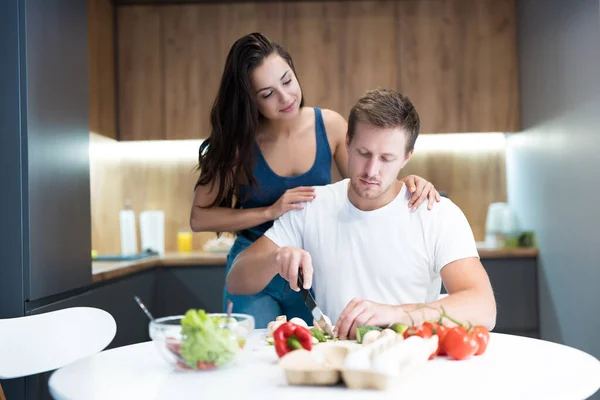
[322,109,350,178]
[190,174,316,232]
[321,109,440,209]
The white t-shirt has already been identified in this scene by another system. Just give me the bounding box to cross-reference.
[264,179,479,324]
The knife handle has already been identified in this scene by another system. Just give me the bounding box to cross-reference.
[297,270,305,291]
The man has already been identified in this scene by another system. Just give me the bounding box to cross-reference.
[226,88,496,340]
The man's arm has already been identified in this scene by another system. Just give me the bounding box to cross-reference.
[226,236,316,295]
[225,236,280,295]
[227,193,314,295]
[399,256,496,329]
[335,198,496,340]
[334,257,496,340]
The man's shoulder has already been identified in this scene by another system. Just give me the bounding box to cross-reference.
[410,196,468,229]
[311,179,348,206]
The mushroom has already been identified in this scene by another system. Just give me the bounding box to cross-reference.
[380,328,397,338]
[312,315,332,332]
[361,329,382,345]
[266,315,289,338]
[276,315,287,323]
[289,317,309,329]
[267,320,285,337]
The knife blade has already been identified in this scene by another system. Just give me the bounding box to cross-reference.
[297,272,335,337]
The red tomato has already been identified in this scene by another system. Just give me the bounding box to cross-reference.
[403,323,433,340]
[176,361,191,370]
[166,342,181,355]
[421,322,441,359]
[471,325,490,356]
[435,324,449,356]
[197,361,217,370]
[444,326,479,360]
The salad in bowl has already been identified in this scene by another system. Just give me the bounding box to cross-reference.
[149,309,254,371]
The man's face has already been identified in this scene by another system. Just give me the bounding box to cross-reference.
[346,122,412,203]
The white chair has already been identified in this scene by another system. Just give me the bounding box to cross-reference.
[0,307,116,399]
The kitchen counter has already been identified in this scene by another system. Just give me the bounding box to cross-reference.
[91,246,538,283]
[476,246,538,259]
[92,252,227,283]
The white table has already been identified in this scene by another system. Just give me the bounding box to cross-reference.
[49,330,600,400]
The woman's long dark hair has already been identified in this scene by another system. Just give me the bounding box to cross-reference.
[195,32,304,209]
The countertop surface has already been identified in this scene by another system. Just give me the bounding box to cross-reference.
[92,251,227,283]
[91,246,538,283]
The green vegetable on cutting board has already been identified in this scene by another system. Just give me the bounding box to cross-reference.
[310,328,327,343]
[390,323,409,335]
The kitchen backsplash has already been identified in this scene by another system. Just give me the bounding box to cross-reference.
[90,133,507,255]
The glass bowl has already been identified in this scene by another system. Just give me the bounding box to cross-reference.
[149,312,255,371]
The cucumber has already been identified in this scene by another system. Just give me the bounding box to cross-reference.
[390,323,409,335]
[310,328,327,343]
[356,326,382,344]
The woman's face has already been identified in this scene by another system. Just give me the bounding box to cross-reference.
[250,54,302,121]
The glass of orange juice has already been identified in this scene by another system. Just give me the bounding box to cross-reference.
[177,230,193,253]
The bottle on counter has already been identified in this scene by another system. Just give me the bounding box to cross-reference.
[119,199,138,256]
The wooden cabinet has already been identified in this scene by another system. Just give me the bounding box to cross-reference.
[397,0,519,133]
[117,6,165,141]
[88,0,117,140]
[24,270,157,400]
[155,266,227,316]
[114,0,519,140]
[161,3,285,141]
[442,256,540,338]
[282,1,398,118]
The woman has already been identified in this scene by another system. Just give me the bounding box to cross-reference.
[190,33,440,328]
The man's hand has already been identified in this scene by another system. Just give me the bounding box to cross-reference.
[334,298,400,340]
[272,246,314,291]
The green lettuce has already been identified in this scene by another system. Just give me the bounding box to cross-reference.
[178,309,239,368]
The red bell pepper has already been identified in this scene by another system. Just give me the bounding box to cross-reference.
[273,322,313,358]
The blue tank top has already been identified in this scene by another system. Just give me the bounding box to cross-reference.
[237,108,332,241]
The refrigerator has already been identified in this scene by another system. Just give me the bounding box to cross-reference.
[1,1,92,399]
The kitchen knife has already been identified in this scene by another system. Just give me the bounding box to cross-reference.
[297,272,335,337]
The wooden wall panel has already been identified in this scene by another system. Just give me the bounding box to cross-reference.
[163,3,285,140]
[90,134,219,255]
[282,1,344,113]
[397,0,519,133]
[88,0,116,139]
[117,6,165,140]
[401,149,507,242]
[337,0,398,117]
[116,0,519,138]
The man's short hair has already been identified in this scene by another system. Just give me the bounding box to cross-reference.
[347,88,420,155]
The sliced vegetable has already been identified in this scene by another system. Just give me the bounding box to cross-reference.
[310,328,327,343]
[312,315,332,332]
